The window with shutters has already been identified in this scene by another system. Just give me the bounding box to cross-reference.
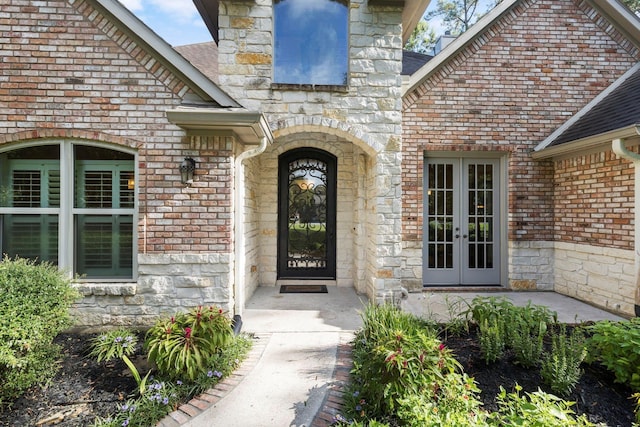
[0,142,136,280]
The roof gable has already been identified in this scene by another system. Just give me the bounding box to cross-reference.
[544,64,640,148]
[88,0,238,107]
[403,0,640,99]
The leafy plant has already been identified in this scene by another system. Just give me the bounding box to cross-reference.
[466,296,516,326]
[0,256,80,404]
[144,306,232,380]
[441,295,470,338]
[478,317,506,364]
[585,318,640,391]
[347,303,476,423]
[488,384,595,426]
[509,314,547,368]
[396,372,488,427]
[541,325,586,396]
[93,379,182,427]
[90,329,151,396]
[94,333,252,427]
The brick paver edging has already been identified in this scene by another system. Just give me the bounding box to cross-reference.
[157,331,354,427]
[311,333,354,427]
[157,333,272,427]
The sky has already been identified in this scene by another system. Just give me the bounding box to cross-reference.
[119,0,212,46]
[119,0,494,47]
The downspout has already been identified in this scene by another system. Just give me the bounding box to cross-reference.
[612,138,640,317]
[234,136,268,319]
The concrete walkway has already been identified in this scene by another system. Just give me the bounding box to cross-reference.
[167,287,626,427]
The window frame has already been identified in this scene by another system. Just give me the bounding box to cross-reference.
[272,0,350,88]
[0,140,138,282]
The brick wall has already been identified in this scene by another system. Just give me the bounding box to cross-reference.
[554,150,635,249]
[0,0,237,254]
[402,0,638,244]
[0,0,237,326]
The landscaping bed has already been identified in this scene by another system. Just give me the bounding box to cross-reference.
[336,301,640,427]
[446,327,636,426]
[1,332,139,427]
[1,330,252,427]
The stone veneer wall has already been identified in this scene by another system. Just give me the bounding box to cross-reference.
[509,241,554,291]
[554,242,635,316]
[218,0,405,299]
[241,154,262,300]
[74,253,233,328]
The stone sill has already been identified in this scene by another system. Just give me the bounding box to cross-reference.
[74,283,137,296]
[271,83,349,93]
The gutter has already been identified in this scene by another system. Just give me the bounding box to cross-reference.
[532,125,640,160]
[166,107,274,318]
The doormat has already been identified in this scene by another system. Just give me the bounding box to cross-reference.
[279,285,328,294]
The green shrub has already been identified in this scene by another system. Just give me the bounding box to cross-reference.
[396,372,488,427]
[0,256,79,404]
[585,318,640,391]
[488,385,595,426]
[144,305,233,380]
[478,317,506,364]
[541,325,586,396]
[348,303,477,423]
[466,296,516,326]
[469,298,555,368]
[509,313,547,368]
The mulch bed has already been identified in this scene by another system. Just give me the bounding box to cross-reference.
[444,326,636,426]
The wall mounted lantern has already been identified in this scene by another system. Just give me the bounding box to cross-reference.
[179,157,196,185]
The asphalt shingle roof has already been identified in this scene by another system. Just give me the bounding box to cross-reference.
[174,42,219,84]
[402,50,433,76]
[549,67,640,147]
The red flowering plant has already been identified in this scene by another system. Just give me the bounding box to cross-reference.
[144,306,232,380]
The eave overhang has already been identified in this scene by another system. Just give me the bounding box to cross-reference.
[166,108,274,145]
[367,0,431,43]
[531,125,640,160]
[90,0,239,108]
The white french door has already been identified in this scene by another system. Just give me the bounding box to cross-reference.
[423,157,501,286]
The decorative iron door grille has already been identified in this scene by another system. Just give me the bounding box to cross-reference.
[277,148,336,279]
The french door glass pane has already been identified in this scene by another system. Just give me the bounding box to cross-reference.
[427,163,454,269]
[467,163,494,269]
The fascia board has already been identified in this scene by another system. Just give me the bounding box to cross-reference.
[91,0,240,108]
[402,0,432,43]
[531,125,640,160]
[587,0,640,47]
[166,108,274,144]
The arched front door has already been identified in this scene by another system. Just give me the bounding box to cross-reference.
[277,148,337,279]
